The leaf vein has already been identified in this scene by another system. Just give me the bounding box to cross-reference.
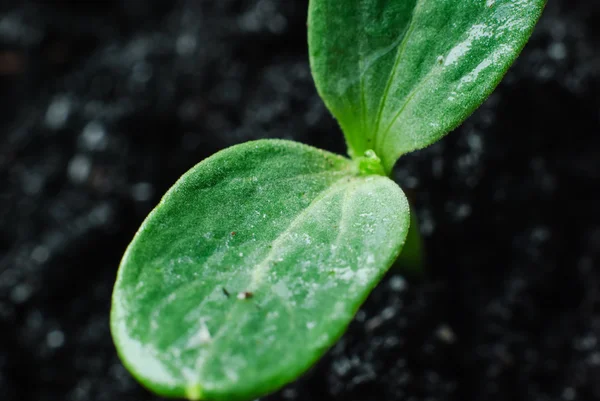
[377,72,436,161]
[373,1,422,146]
[196,175,361,378]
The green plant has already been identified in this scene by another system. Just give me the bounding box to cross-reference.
[111,1,545,400]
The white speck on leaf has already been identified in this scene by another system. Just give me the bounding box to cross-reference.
[237,292,253,300]
[224,368,239,382]
[273,281,292,299]
[186,321,211,348]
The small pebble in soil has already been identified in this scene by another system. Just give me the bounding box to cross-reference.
[46,330,65,348]
[45,95,72,130]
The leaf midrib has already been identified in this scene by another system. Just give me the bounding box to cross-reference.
[189,172,363,387]
[372,0,422,152]
[247,176,359,288]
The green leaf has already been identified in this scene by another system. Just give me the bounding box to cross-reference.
[309,0,546,172]
[111,140,410,401]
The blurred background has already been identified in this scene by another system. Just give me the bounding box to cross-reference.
[0,1,599,400]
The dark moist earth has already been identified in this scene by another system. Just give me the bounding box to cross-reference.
[1,1,599,400]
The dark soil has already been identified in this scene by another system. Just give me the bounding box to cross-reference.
[1,1,599,400]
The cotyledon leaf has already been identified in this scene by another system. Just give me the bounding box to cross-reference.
[309,0,546,172]
[111,139,410,401]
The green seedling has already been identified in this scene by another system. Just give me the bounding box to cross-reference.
[111,1,545,400]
